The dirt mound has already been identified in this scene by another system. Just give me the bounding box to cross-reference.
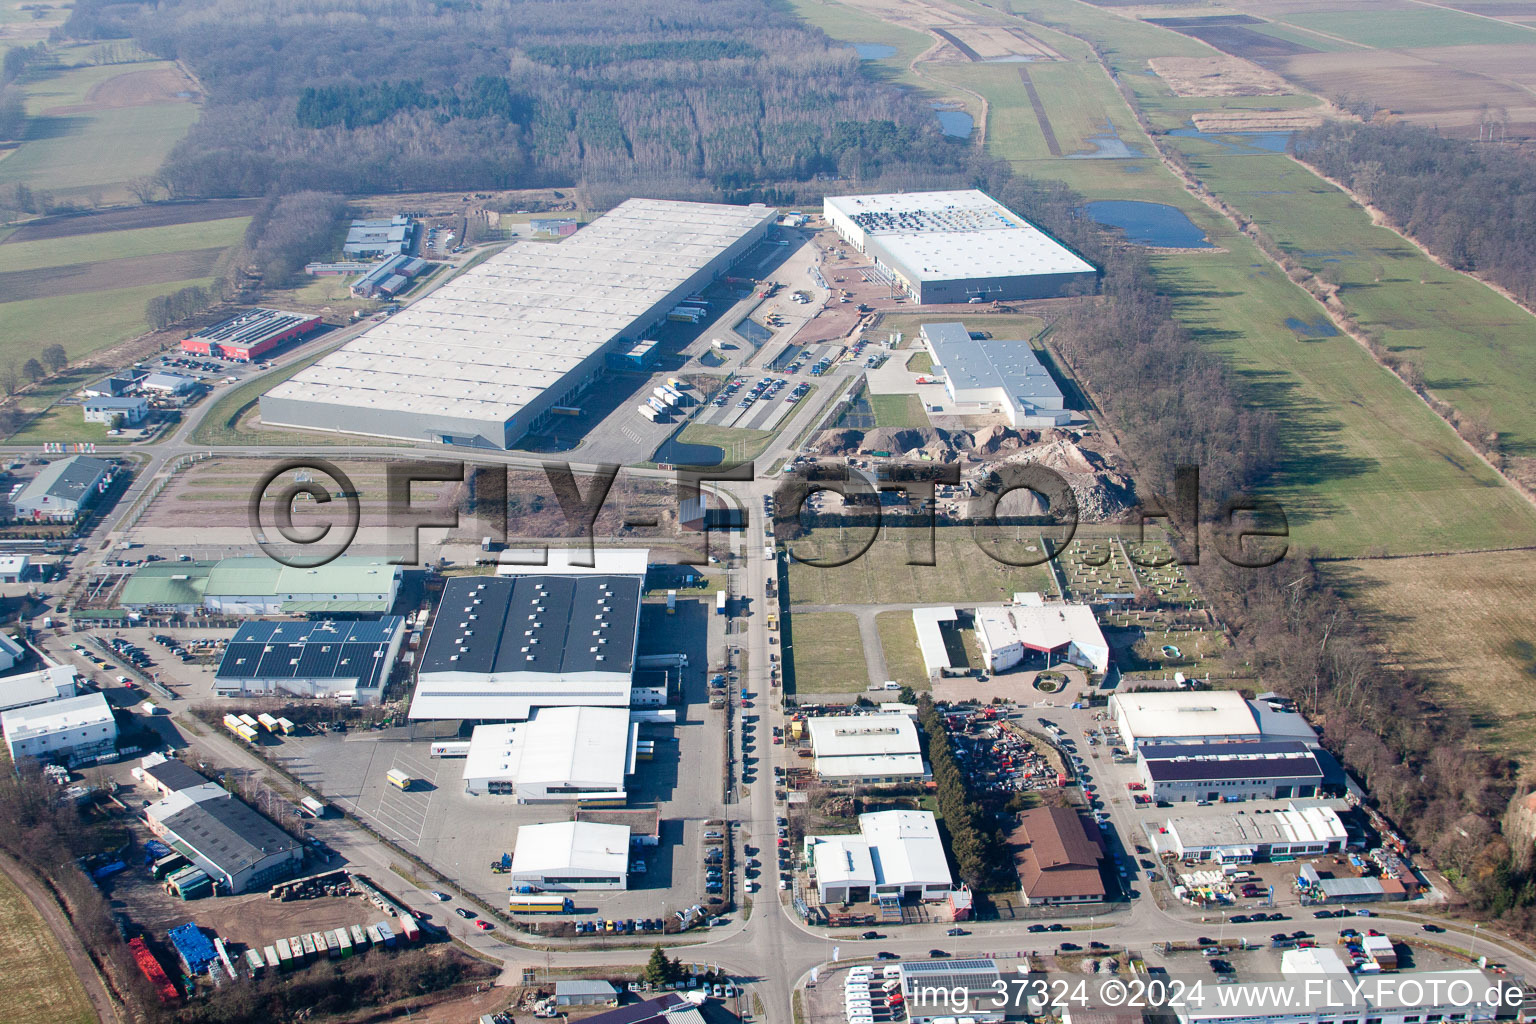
[991,434,1137,520]
[968,424,1039,457]
[810,426,966,461]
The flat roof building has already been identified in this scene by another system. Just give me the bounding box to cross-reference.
[181,308,323,361]
[137,752,211,798]
[343,215,412,257]
[141,371,198,394]
[145,783,304,893]
[1009,805,1106,905]
[1137,740,1330,803]
[83,396,149,426]
[806,809,953,903]
[824,190,1096,304]
[213,617,406,703]
[120,557,401,616]
[1110,690,1260,749]
[920,322,1070,428]
[911,606,959,680]
[976,599,1109,674]
[262,199,777,449]
[807,713,928,785]
[2,691,117,766]
[1155,799,1347,863]
[0,664,77,714]
[461,706,637,801]
[0,628,24,665]
[510,820,630,891]
[12,456,113,521]
[409,550,647,722]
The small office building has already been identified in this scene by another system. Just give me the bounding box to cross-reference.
[0,664,78,714]
[1,692,117,766]
[975,599,1109,674]
[806,810,954,904]
[509,821,630,891]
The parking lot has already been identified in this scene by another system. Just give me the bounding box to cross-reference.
[691,373,812,431]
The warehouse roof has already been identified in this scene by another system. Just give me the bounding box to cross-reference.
[1,691,113,741]
[121,557,400,610]
[496,547,650,577]
[185,308,318,346]
[462,706,633,789]
[141,371,197,392]
[826,190,1094,282]
[215,616,404,691]
[807,714,919,757]
[142,755,210,793]
[150,787,301,878]
[1165,800,1346,849]
[976,601,1108,670]
[0,665,76,713]
[419,573,642,677]
[1112,690,1259,742]
[1140,740,1323,782]
[14,456,111,507]
[83,396,147,411]
[511,821,629,877]
[267,199,776,428]
[923,321,1064,407]
[810,810,952,890]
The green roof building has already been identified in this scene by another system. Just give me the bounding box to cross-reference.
[120,557,400,616]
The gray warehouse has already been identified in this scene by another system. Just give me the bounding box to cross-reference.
[1137,740,1340,804]
[920,321,1069,428]
[261,199,777,449]
[824,189,1097,304]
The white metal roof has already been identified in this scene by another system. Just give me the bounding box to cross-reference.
[511,821,630,877]
[1112,690,1258,742]
[807,714,920,757]
[812,834,876,888]
[0,665,76,713]
[1,691,112,739]
[976,602,1108,670]
[809,810,952,890]
[1166,800,1346,849]
[267,199,775,425]
[461,706,631,789]
[825,189,1094,281]
[497,547,650,577]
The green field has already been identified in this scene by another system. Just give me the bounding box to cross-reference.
[788,528,1055,605]
[787,611,869,693]
[874,609,929,689]
[0,276,213,366]
[0,870,97,1024]
[0,217,248,274]
[1276,8,1530,48]
[0,56,199,204]
[869,393,927,428]
[904,350,932,374]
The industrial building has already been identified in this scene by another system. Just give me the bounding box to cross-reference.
[805,810,954,903]
[460,706,638,801]
[213,617,406,702]
[261,199,777,449]
[920,322,1070,427]
[140,371,198,395]
[555,981,619,1007]
[136,752,212,798]
[180,308,323,362]
[119,557,401,616]
[1295,862,1408,904]
[145,782,304,893]
[1,691,117,766]
[1137,740,1338,803]
[509,820,630,891]
[1110,690,1260,749]
[409,549,647,722]
[806,713,928,785]
[0,664,78,714]
[975,597,1109,674]
[12,455,114,521]
[1151,799,1347,863]
[824,190,1096,304]
[577,995,702,1024]
[83,396,148,426]
[351,255,429,299]
[343,215,412,257]
[1009,805,1106,906]
[911,606,959,679]
[898,959,1006,1024]
[0,629,22,666]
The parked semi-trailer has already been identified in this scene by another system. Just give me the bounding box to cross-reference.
[299,796,327,818]
[646,396,668,414]
[638,404,661,422]
[653,386,680,406]
[507,894,575,914]
[385,768,412,790]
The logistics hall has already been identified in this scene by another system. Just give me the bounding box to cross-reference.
[260,199,777,449]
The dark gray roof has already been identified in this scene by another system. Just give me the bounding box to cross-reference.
[582,994,685,1024]
[215,616,404,691]
[188,308,316,346]
[145,759,210,793]
[16,456,111,506]
[922,322,1062,407]
[160,795,301,878]
[419,575,641,676]
[1141,740,1323,783]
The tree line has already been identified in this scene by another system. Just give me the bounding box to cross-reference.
[1295,121,1536,305]
[62,0,973,200]
[917,694,1015,891]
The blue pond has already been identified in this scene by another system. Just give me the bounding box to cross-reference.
[736,317,772,345]
[1168,126,1293,155]
[1084,200,1212,249]
[1285,316,1338,338]
[653,437,724,467]
[932,102,974,138]
[852,43,897,60]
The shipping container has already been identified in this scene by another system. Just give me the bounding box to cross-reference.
[234,723,258,743]
[256,712,280,731]
[299,933,316,958]
[237,714,260,731]
[666,376,688,391]
[646,396,668,414]
[262,945,279,972]
[653,386,680,406]
[350,923,369,948]
[325,931,340,958]
[276,717,295,735]
[716,591,727,616]
[336,927,353,957]
[289,935,307,962]
[397,914,420,943]
[638,404,661,422]
[375,921,397,948]
[276,937,293,965]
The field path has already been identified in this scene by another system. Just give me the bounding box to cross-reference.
[909,35,989,145]
[0,854,118,1024]
[1016,67,1062,155]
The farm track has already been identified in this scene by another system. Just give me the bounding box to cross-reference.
[1017,66,1062,155]
[0,854,117,1024]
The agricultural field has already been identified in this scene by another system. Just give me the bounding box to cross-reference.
[786,611,869,693]
[786,527,1055,605]
[1271,7,1521,49]
[0,51,201,205]
[1323,551,1536,754]
[0,870,97,1024]
[874,610,930,689]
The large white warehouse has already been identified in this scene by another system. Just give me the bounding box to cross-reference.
[261,199,776,449]
[1110,690,1260,750]
[510,821,631,891]
[824,190,1096,304]
[461,706,638,802]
